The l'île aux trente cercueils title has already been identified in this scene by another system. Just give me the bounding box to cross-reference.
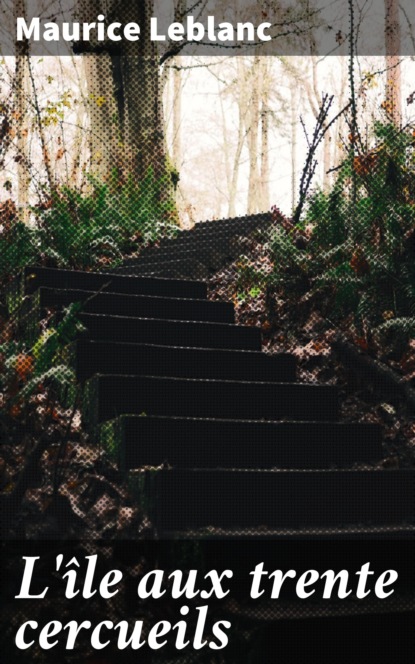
[16,14,273,44]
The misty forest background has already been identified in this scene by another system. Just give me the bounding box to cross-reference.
[2,1,413,223]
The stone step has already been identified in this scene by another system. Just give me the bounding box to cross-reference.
[83,374,339,430]
[123,249,227,271]
[71,340,296,383]
[129,468,414,530]
[5,266,208,315]
[143,537,414,620]
[114,237,256,278]
[99,415,382,471]
[113,258,210,279]
[114,538,415,596]
[25,287,235,324]
[130,212,272,258]
[78,313,262,350]
[131,238,229,266]
[165,523,415,540]
[123,236,244,268]
[189,210,272,233]
[238,612,414,662]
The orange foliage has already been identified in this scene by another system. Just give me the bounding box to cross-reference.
[9,404,22,419]
[15,354,34,381]
[353,152,378,177]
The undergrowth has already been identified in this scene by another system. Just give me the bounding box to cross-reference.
[0,169,179,283]
[239,121,415,366]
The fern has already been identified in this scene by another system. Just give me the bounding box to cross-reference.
[18,365,75,401]
[34,302,85,376]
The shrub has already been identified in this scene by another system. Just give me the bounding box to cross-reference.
[253,121,415,358]
[0,170,179,282]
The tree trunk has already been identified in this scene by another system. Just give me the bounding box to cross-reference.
[171,0,186,175]
[171,59,182,174]
[75,0,119,180]
[290,82,298,213]
[116,1,166,181]
[246,55,261,215]
[77,0,167,183]
[332,56,348,170]
[83,53,120,179]
[228,58,246,218]
[260,58,270,212]
[15,0,30,221]
[384,0,402,126]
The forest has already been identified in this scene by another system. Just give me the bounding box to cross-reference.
[0,0,414,535]
[0,0,413,534]
[0,1,415,662]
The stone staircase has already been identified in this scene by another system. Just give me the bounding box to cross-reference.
[10,263,414,540]
[7,213,415,659]
[111,211,273,279]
